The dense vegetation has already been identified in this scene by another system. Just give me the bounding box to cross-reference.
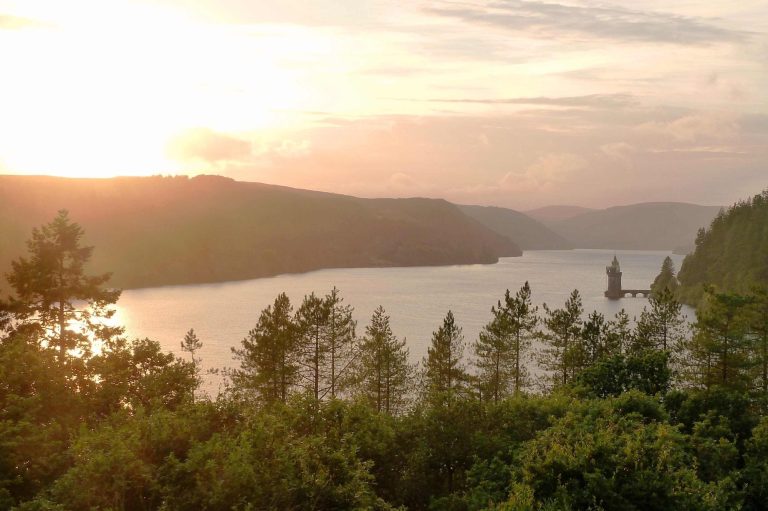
[3,212,768,510]
[0,175,519,289]
[679,190,768,303]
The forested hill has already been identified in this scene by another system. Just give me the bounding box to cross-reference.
[678,190,768,303]
[0,175,520,289]
[458,204,572,250]
[542,202,722,250]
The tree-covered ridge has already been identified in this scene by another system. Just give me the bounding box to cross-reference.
[0,175,520,289]
[678,190,768,303]
[5,214,768,510]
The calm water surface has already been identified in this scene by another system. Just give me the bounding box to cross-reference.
[114,249,690,390]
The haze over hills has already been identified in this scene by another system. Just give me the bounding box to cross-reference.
[0,175,520,289]
[540,202,722,251]
[458,205,571,250]
[524,205,597,223]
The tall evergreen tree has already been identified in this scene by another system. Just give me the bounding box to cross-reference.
[651,256,680,296]
[355,306,411,414]
[231,293,298,404]
[606,309,633,354]
[424,310,470,404]
[323,287,357,400]
[581,311,610,366]
[181,328,203,401]
[749,286,768,396]
[295,292,330,401]
[3,210,122,361]
[687,288,753,391]
[538,289,583,388]
[633,288,687,353]
[473,282,537,402]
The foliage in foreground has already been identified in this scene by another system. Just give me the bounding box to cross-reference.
[4,212,768,510]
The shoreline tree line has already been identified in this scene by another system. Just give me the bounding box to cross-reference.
[2,211,768,510]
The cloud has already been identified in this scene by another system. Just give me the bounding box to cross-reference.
[500,153,587,192]
[427,1,747,45]
[167,128,252,164]
[637,114,739,142]
[424,93,636,109]
[601,142,637,160]
[0,14,48,30]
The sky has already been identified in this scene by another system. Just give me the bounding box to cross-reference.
[0,0,766,209]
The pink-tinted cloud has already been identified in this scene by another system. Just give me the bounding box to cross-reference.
[167,128,252,164]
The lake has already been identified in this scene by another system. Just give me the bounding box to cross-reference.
[113,249,690,392]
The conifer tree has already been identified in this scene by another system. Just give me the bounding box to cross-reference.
[687,288,753,390]
[606,309,633,354]
[231,293,298,404]
[323,287,357,400]
[295,292,330,400]
[651,256,680,296]
[424,310,470,404]
[538,289,583,388]
[581,311,609,366]
[473,282,537,402]
[181,329,203,370]
[749,286,768,395]
[356,306,411,414]
[3,210,122,361]
[181,328,203,401]
[633,288,687,353]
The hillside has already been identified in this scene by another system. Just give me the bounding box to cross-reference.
[458,204,571,250]
[525,205,596,223]
[0,175,520,289]
[678,190,768,302]
[542,202,721,250]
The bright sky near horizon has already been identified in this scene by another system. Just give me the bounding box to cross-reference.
[0,0,766,208]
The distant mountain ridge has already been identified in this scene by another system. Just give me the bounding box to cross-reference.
[525,205,597,223]
[0,175,520,289]
[458,204,571,250]
[535,202,721,251]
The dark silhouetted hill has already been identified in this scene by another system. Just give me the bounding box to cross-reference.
[540,202,721,250]
[458,204,571,250]
[0,175,520,289]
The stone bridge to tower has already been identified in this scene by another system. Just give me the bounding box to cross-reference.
[604,256,651,299]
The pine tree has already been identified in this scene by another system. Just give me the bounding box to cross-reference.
[651,256,680,296]
[424,310,470,404]
[473,282,537,402]
[538,289,583,388]
[687,288,753,391]
[633,288,687,353]
[581,311,610,366]
[356,306,411,414]
[323,287,357,400]
[231,293,298,404]
[605,309,633,354]
[181,328,203,370]
[181,329,203,401]
[749,286,768,395]
[295,292,330,400]
[3,210,122,360]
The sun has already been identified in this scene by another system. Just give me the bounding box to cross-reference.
[0,0,309,178]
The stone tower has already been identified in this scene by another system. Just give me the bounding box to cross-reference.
[605,255,622,299]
